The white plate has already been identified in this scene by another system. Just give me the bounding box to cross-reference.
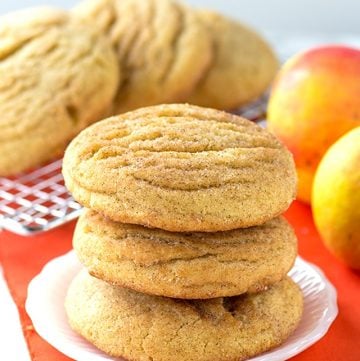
[26,251,338,361]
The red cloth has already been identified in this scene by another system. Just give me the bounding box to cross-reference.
[0,201,359,361]
[286,202,360,361]
[0,222,75,361]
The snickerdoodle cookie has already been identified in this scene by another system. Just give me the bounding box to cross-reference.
[63,104,297,232]
[188,11,278,109]
[73,0,212,113]
[0,7,119,176]
[66,271,303,361]
[74,209,297,299]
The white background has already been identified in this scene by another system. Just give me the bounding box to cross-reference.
[0,0,359,37]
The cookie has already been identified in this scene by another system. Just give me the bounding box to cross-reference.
[63,104,297,232]
[73,0,212,113]
[0,7,119,176]
[187,11,278,110]
[74,209,297,299]
[66,271,303,361]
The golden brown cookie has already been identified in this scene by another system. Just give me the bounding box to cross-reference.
[187,11,278,110]
[73,0,212,113]
[74,209,297,299]
[63,104,297,232]
[66,271,303,361]
[0,7,119,176]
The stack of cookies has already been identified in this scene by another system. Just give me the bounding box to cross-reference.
[63,104,303,361]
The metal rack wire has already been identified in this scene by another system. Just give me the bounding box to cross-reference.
[0,160,82,235]
[0,97,267,236]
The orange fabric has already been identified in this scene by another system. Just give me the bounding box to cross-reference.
[0,222,75,361]
[285,202,360,361]
[0,200,359,361]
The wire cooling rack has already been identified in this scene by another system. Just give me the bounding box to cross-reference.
[0,97,267,236]
[0,160,82,235]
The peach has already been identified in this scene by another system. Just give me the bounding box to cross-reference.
[312,127,360,269]
[267,45,360,203]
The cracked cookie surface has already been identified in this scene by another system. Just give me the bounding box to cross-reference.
[63,104,297,232]
[66,271,303,361]
[73,0,212,113]
[0,7,119,176]
[74,209,297,298]
[187,11,278,109]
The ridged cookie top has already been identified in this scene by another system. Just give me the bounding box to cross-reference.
[0,7,118,140]
[63,104,296,232]
[73,0,212,113]
[0,7,68,46]
[66,105,285,191]
[188,11,278,109]
[0,7,119,175]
